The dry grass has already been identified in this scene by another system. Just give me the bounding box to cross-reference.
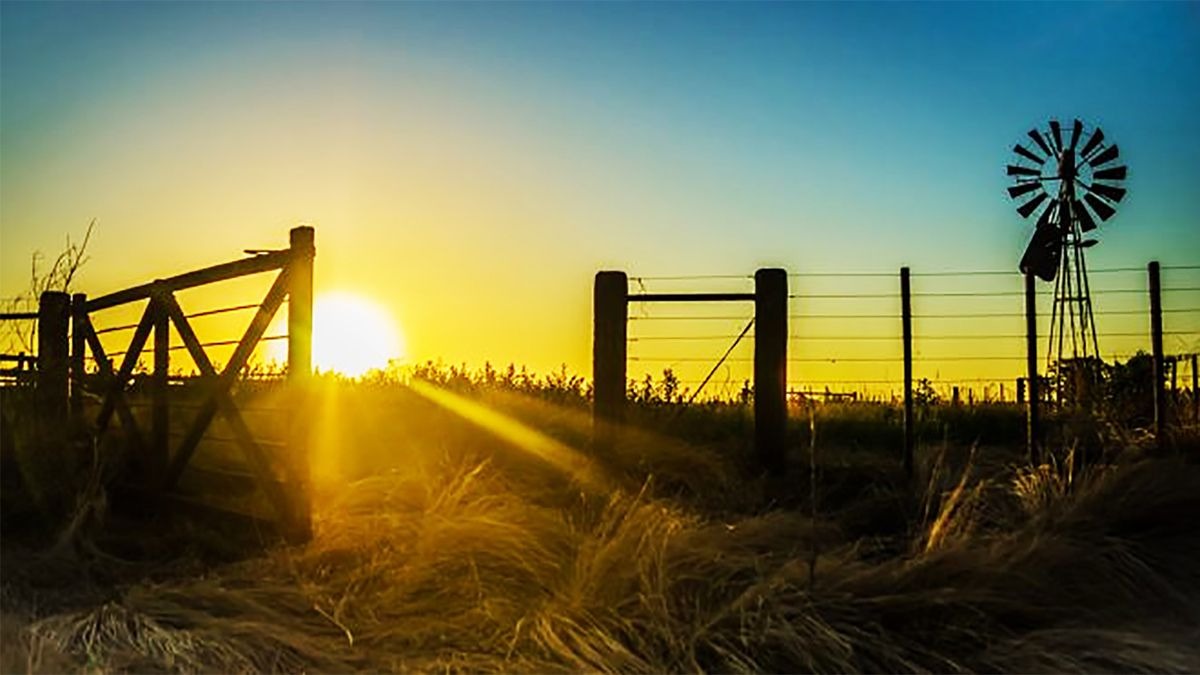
[4,390,1200,673]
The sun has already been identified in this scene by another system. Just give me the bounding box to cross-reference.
[311,292,404,377]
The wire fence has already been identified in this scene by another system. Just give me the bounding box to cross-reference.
[80,298,289,378]
[626,265,1200,403]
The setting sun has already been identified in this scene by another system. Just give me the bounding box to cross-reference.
[311,292,404,377]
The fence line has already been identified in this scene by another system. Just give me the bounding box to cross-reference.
[623,263,1199,405]
[626,265,1200,284]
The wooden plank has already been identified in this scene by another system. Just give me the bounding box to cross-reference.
[1025,272,1040,464]
[627,292,755,303]
[753,269,787,473]
[111,483,283,539]
[160,291,297,530]
[152,290,170,481]
[592,271,627,454]
[1149,261,1166,447]
[95,301,155,434]
[80,316,147,454]
[0,312,39,320]
[901,267,914,477]
[163,269,290,489]
[286,226,315,541]
[219,397,297,533]
[37,292,71,427]
[176,465,287,497]
[71,293,87,418]
[85,249,290,312]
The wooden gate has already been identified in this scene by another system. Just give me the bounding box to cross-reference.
[72,227,314,542]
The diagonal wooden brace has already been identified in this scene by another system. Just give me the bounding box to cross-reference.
[95,300,156,434]
[160,290,298,530]
[80,314,147,455]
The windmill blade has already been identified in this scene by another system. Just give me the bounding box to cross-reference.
[1017,193,1050,219]
[1013,144,1045,165]
[1087,182,1126,203]
[1079,126,1105,159]
[1049,120,1063,153]
[1035,198,1058,229]
[1073,199,1098,232]
[1006,165,1041,177]
[1020,223,1062,281]
[1093,165,1127,181]
[1084,193,1117,221]
[1088,144,1120,167]
[1008,182,1044,199]
[1068,119,1083,150]
[1028,128,1054,157]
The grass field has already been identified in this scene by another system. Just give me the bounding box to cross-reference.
[2,370,1199,673]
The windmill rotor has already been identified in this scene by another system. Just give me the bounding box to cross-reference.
[1007,118,1127,278]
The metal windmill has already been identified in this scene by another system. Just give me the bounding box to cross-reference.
[1006,119,1128,379]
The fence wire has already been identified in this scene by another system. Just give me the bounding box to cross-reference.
[81,298,289,378]
[626,265,1199,402]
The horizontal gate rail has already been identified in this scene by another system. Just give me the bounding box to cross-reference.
[628,292,756,303]
[84,249,291,312]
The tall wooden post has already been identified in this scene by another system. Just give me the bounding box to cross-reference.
[1025,271,1040,464]
[900,266,914,477]
[1192,353,1198,424]
[754,268,787,474]
[1149,261,1166,448]
[287,225,315,541]
[37,291,71,430]
[70,293,87,419]
[593,271,627,455]
[152,288,170,482]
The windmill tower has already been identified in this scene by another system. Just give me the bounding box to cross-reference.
[1006,119,1128,401]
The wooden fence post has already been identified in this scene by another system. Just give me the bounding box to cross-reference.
[288,225,315,541]
[70,293,87,420]
[1148,261,1166,448]
[754,268,787,473]
[1192,353,1198,424]
[1017,377,1026,405]
[900,266,914,477]
[37,291,71,430]
[152,287,170,482]
[593,271,627,455]
[1025,271,1040,464]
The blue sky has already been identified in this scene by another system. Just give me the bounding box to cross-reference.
[2,1,1197,379]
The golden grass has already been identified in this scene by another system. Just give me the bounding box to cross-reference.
[4,385,1200,673]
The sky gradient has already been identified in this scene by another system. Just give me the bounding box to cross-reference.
[2,2,1198,393]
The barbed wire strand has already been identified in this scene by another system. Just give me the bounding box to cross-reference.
[96,334,288,360]
[184,303,262,319]
[628,265,1200,281]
